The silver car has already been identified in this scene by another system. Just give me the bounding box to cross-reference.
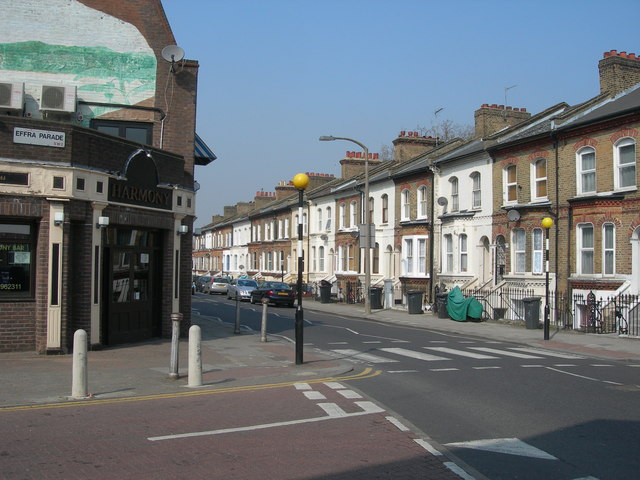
[227,278,258,301]
[205,277,230,295]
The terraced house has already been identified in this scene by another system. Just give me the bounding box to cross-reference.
[195,51,639,337]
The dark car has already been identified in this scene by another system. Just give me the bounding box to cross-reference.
[249,281,295,307]
[195,275,212,293]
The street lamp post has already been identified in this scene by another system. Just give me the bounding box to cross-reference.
[542,217,554,340]
[292,173,310,364]
[319,135,371,314]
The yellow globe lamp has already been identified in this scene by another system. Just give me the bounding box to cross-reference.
[293,173,310,191]
[542,217,554,229]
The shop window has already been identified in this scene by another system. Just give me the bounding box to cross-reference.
[0,223,34,298]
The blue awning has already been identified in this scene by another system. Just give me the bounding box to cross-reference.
[194,133,217,166]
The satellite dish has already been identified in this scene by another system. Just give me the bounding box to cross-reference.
[507,209,521,222]
[161,45,185,63]
[437,197,448,206]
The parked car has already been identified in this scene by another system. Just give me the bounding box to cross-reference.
[195,275,212,293]
[227,278,258,301]
[249,281,295,307]
[205,277,230,295]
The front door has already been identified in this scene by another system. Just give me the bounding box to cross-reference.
[103,228,161,345]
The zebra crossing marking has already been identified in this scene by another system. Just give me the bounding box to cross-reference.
[469,347,543,358]
[331,349,399,363]
[379,347,450,362]
[509,347,585,359]
[425,346,498,359]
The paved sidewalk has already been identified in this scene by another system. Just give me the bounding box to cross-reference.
[304,299,640,361]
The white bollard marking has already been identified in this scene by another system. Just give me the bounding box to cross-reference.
[71,329,88,398]
[188,325,202,387]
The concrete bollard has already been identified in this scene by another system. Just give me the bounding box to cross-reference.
[261,298,268,342]
[169,312,183,379]
[71,329,88,398]
[188,325,202,387]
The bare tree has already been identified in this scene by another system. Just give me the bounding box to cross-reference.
[417,119,474,142]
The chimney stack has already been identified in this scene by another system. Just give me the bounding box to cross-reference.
[474,104,531,139]
[340,152,381,178]
[392,132,438,162]
[599,50,640,95]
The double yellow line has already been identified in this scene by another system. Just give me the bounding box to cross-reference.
[0,368,381,412]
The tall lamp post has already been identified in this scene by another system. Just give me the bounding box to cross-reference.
[319,135,371,314]
[292,173,310,364]
[542,217,554,340]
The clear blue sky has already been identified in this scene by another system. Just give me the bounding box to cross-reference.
[161,0,638,228]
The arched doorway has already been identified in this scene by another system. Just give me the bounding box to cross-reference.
[495,235,506,285]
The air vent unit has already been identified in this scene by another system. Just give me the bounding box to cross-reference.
[0,82,24,110]
[40,85,76,112]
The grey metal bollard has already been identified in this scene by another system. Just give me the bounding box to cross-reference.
[261,298,268,342]
[71,329,88,398]
[169,312,183,379]
[188,325,202,387]
[234,294,241,334]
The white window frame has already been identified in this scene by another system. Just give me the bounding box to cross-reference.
[443,234,453,273]
[603,223,615,276]
[381,194,388,223]
[577,147,596,195]
[317,208,323,232]
[471,172,481,209]
[339,203,346,230]
[450,177,459,212]
[325,207,332,231]
[513,228,526,274]
[319,246,325,272]
[417,185,428,219]
[404,238,413,275]
[459,234,468,272]
[532,158,547,201]
[614,138,636,191]
[284,217,290,238]
[578,223,594,275]
[401,189,410,221]
[504,165,517,204]
[532,228,543,274]
[350,200,357,228]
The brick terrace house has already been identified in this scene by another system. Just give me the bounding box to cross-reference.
[0,0,214,352]
[488,51,640,328]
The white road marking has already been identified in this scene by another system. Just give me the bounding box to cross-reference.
[591,364,614,367]
[430,368,459,372]
[425,347,497,359]
[386,416,410,431]
[521,364,544,368]
[414,438,442,456]
[363,341,381,344]
[148,400,384,442]
[318,403,348,417]
[387,370,419,373]
[380,347,450,361]
[509,347,584,359]
[294,383,311,390]
[443,462,476,480]
[470,347,542,358]
[323,382,344,390]
[473,366,501,370]
[328,342,349,345]
[554,364,578,367]
[303,391,326,400]
[445,438,557,460]
[331,349,399,363]
[337,389,362,399]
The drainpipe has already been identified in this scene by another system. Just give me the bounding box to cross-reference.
[429,165,436,303]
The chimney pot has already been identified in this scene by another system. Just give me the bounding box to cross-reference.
[506,106,512,110]
[620,51,627,58]
[481,103,489,108]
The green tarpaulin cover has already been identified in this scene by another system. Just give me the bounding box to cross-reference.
[446,286,483,321]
